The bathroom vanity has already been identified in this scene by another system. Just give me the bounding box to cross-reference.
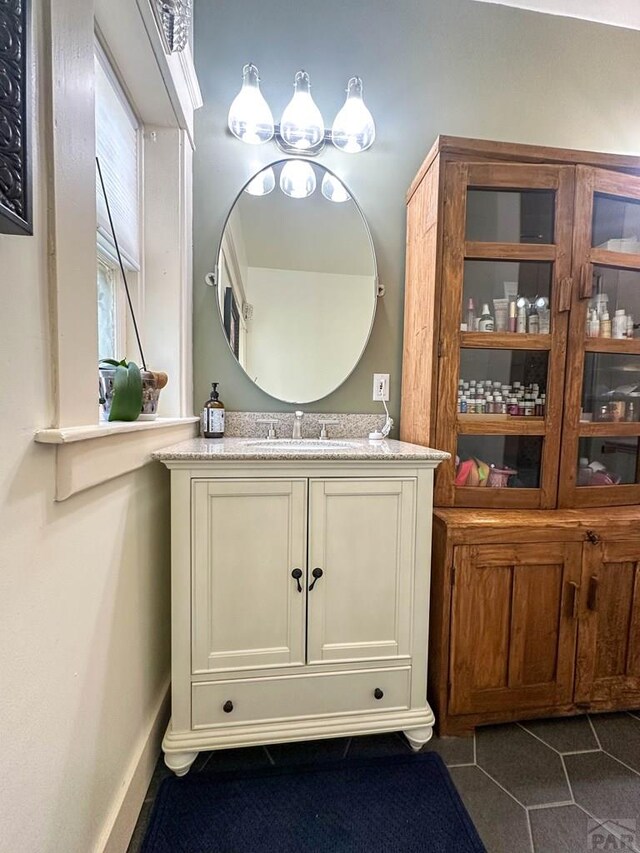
[154,437,448,775]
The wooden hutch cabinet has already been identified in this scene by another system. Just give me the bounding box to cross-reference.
[401,137,640,735]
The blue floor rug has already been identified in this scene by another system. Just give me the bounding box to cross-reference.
[141,751,486,852]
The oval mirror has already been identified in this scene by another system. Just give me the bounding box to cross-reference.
[215,159,377,403]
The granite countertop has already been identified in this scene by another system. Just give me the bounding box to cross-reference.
[152,437,450,463]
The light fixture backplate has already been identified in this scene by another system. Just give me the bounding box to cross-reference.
[273,124,330,157]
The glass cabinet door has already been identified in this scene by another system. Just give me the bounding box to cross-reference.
[436,162,574,508]
[559,166,640,508]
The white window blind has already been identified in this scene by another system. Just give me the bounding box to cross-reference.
[95,45,140,270]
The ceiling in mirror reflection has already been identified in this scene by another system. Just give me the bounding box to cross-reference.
[217,160,377,404]
[235,176,373,276]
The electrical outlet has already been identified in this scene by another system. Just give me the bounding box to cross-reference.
[373,373,389,402]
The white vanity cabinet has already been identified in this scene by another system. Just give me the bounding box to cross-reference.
[156,440,447,776]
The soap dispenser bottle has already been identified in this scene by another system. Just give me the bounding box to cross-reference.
[202,382,225,438]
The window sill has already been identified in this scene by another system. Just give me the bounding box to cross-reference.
[35,416,199,500]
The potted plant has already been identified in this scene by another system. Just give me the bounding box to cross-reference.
[100,359,169,421]
[99,359,143,422]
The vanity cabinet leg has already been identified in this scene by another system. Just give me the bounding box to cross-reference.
[403,726,433,752]
[164,750,198,776]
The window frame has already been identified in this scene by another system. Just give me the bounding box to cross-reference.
[35,0,202,499]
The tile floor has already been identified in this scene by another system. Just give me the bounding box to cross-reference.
[128,711,640,852]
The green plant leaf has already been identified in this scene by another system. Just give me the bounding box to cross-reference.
[108,361,143,422]
[100,358,130,367]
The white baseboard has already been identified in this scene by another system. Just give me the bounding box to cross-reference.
[96,680,171,853]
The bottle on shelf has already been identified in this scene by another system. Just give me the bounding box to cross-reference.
[588,309,600,338]
[600,311,612,338]
[466,298,476,332]
[493,298,509,332]
[478,303,494,332]
[594,292,609,321]
[527,301,540,334]
[626,315,635,338]
[613,309,626,339]
[535,296,550,334]
[516,297,528,333]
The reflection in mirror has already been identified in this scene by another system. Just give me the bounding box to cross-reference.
[216,160,377,403]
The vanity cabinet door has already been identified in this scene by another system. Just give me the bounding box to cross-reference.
[448,542,582,716]
[306,478,416,665]
[192,479,307,674]
[575,539,640,707]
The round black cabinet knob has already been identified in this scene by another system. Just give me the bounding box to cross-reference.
[374,688,384,700]
[291,568,303,592]
[223,700,234,713]
[309,567,324,591]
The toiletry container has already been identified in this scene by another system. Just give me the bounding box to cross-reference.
[478,303,494,332]
[600,312,612,338]
[202,382,225,438]
[613,309,626,339]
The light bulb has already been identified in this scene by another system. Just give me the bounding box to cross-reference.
[244,167,275,196]
[228,64,274,145]
[280,71,325,151]
[321,172,350,203]
[279,160,316,199]
[331,77,375,154]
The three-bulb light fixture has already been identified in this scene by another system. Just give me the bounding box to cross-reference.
[228,64,375,203]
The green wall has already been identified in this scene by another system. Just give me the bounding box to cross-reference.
[192,0,640,426]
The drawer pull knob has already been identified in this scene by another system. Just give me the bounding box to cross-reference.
[291,568,303,592]
[223,700,234,713]
[586,529,600,544]
[374,688,384,700]
[309,568,323,591]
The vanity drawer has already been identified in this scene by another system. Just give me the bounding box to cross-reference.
[192,667,411,728]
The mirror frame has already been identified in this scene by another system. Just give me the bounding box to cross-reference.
[212,158,379,404]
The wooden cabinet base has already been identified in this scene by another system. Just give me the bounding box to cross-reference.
[431,507,640,736]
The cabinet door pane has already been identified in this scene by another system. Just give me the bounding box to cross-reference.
[577,437,640,487]
[307,479,415,664]
[192,480,307,673]
[462,261,552,334]
[458,348,548,415]
[466,190,555,244]
[456,435,543,489]
[592,193,640,251]
[581,352,640,423]
[585,267,640,341]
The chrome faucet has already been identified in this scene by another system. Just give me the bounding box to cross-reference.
[292,410,304,439]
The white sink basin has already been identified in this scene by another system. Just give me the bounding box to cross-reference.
[246,439,360,452]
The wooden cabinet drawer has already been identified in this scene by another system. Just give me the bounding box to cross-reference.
[192,667,411,729]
